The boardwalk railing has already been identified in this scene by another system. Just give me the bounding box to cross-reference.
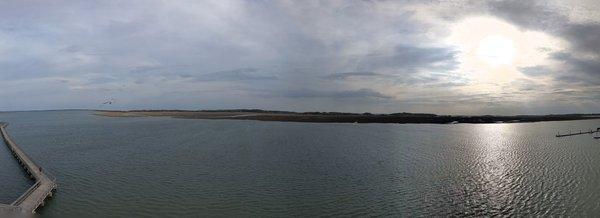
[0,204,22,215]
[556,128,600,137]
[12,181,41,206]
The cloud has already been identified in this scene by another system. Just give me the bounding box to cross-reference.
[519,66,550,77]
[60,45,84,53]
[479,0,600,96]
[549,52,600,86]
[194,68,277,81]
[487,0,567,31]
[264,88,392,99]
[0,0,597,114]
[361,45,458,72]
[322,71,383,80]
[560,23,600,55]
[488,0,600,57]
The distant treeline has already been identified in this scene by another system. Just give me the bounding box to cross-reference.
[123,109,439,116]
[121,109,598,116]
[99,109,600,124]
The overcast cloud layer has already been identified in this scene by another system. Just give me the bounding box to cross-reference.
[0,0,598,114]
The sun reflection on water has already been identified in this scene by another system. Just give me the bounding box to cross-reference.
[468,123,518,214]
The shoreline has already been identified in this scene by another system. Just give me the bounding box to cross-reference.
[95,110,600,124]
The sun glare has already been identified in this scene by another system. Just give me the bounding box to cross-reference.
[446,16,565,84]
[476,35,516,66]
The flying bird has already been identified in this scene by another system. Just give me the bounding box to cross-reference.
[102,98,116,105]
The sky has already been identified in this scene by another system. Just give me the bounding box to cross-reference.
[0,0,599,115]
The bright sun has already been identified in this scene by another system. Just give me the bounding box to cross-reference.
[476,35,516,66]
[446,16,564,84]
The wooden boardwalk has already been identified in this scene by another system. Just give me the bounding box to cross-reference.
[0,122,57,216]
[556,128,600,137]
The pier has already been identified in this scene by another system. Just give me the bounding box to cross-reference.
[556,127,600,137]
[0,122,56,216]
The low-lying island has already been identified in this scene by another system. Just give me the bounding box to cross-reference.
[98,110,600,124]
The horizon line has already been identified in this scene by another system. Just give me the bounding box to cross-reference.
[1,108,599,117]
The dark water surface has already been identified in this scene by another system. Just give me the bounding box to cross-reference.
[0,110,599,217]
[0,130,34,204]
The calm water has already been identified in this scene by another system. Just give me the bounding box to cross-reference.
[0,111,599,217]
